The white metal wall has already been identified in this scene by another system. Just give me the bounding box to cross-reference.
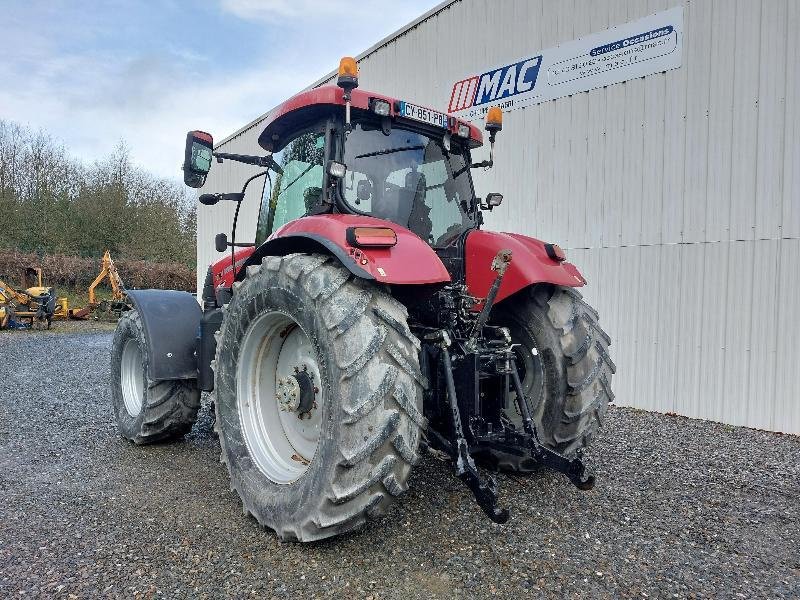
[198,0,800,434]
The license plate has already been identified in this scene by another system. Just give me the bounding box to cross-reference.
[398,101,449,128]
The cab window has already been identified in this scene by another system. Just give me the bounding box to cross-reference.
[341,122,475,248]
[255,129,325,245]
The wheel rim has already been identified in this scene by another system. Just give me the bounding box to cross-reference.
[237,311,323,484]
[120,338,144,417]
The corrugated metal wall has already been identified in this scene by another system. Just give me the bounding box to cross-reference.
[198,0,799,434]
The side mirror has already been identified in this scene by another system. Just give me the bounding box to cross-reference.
[183,131,214,188]
[215,233,228,253]
[481,193,504,211]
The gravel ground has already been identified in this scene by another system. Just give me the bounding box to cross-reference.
[1,328,798,599]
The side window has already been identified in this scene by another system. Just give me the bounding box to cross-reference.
[255,130,325,244]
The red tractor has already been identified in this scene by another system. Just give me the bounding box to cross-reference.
[110,57,615,541]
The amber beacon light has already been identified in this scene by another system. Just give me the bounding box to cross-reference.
[485,106,503,133]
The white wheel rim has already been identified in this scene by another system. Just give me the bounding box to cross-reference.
[237,311,323,484]
[120,338,144,417]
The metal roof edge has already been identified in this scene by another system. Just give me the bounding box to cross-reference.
[216,0,461,148]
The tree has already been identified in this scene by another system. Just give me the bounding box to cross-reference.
[0,120,197,268]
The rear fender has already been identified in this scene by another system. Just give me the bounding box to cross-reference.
[239,214,451,285]
[125,290,200,381]
[465,230,586,309]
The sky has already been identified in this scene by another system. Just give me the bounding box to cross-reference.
[0,0,441,178]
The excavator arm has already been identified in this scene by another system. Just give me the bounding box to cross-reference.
[87,250,126,306]
[0,279,33,305]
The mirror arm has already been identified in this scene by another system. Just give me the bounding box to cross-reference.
[469,137,497,170]
[213,152,284,175]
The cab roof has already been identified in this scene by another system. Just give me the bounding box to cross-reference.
[257,85,483,153]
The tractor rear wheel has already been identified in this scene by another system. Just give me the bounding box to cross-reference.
[213,253,425,542]
[110,310,201,444]
[486,285,615,472]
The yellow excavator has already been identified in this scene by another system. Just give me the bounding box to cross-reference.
[0,267,63,329]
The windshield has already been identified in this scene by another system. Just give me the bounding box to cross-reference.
[341,122,475,247]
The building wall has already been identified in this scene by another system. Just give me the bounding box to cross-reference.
[198,0,800,434]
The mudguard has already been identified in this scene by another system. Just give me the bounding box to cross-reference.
[125,289,201,381]
[238,214,451,285]
[465,230,586,309]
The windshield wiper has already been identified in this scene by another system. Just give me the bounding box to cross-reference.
[355,145,424,159]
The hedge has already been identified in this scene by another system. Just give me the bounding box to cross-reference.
[0,250,196,292]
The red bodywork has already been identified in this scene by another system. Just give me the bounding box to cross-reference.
[257,86,483,152]
[212,246,256,289]
[210,216,585,309]
[210,215,451,289]
[465,231,585,309]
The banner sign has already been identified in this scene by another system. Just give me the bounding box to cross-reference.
[447,6,683,121]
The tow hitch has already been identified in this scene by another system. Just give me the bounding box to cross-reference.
[428,330,510,523]
[428,333,595,522]
[422,248,595,522]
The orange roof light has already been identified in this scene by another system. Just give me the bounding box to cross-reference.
[338,56,358,78]
[486,106,503,132]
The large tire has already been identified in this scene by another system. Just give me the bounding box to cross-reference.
[486,285,615,472]
[213,253,425,542]
[111,310,201,444]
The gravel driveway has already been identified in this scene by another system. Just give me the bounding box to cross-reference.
[1,328,798,598]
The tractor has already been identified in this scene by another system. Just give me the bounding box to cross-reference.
[110,57,615,541]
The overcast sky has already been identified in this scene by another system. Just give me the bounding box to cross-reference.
[1,0,440,178]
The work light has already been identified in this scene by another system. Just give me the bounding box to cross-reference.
[482,193,503,210]
[328,160,347,179]
[370,99,391,116]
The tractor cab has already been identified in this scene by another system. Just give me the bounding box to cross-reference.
[249,83,492,273]
[183,58,502,287]
[254,105,480,252]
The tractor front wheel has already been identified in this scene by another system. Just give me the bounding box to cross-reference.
[110,311,201,444]
[213,253,425,542]
[487,285,615,471]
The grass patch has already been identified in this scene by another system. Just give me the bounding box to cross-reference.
[59,286,116,310]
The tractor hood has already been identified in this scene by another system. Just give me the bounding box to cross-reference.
[465,230,586,309]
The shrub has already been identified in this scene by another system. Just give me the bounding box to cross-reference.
[0,249,196,292]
